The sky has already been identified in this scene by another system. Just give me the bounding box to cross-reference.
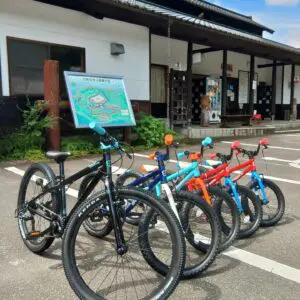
[207,0,300,47]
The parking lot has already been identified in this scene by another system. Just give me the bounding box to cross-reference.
[1,132,300,300]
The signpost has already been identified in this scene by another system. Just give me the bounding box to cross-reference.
[64,72,136,129]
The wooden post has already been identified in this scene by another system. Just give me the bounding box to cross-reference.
[290,64,295,112]
[271,60,277,120]
[123,127,131,144]
[221,50,228,116]
[44,60,60,150]
[249,55,255,115]
[187,41,193,124]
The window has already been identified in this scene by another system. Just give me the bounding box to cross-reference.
[7,38,85,96]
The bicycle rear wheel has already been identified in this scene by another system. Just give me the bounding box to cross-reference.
[62,187,185,300]
[17,163,59,253]
[79,173,114,238]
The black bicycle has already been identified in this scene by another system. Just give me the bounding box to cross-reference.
[16,122,186,300]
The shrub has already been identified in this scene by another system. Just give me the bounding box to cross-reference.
[61,135,100,156]
[0,101,55,161]
[21,101,55,138]
[134,114,176,148]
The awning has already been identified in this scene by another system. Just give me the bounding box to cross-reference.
[184,0,274,34]
[36,0,300,64]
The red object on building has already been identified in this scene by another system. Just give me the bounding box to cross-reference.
[252,114,262,121]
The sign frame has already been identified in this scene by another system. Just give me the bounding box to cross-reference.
[64,71,136,128]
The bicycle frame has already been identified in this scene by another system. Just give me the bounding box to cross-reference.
[27,159,104,223]
[26,147,127,250]
[231,159,268,205]
[128,160,200,196]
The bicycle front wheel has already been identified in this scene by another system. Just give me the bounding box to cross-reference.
[249,178,285,227]
[208,186,240,252]
[235,185,262,239]
[62,187,185,300]
[139,191,220,279]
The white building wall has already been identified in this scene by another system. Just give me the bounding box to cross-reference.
[192,49,272,85]
[283,65,291,105]
[151,35,188,70]
[294,66,300,104]
[0,0,150,100]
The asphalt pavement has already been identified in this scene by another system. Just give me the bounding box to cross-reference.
[1,132,300,299]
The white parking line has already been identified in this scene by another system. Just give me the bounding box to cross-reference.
[221,141,300,151]
[224,247,300,284]
[263,157,293,163]
[5,167,80,198]
[4,165,300,284]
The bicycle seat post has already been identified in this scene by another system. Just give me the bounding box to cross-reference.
[58,160,67,218]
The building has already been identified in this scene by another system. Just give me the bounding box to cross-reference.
[1,0,300,131]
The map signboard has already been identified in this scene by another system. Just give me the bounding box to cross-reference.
[64,71,136,128]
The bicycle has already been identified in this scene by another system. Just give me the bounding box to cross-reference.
[116,137,240,253]
[231,138,285,226]
[194,141,263,239]
[112,136,221,279]
[16,122,186,300]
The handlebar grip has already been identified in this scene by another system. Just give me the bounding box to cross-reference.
[126,152,132,159]
[89,121,107,136]
[177,151,186,160]
[201,137,213,147]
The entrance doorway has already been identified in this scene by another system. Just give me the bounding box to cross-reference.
[150,64,167,118]
[226,77,239,114]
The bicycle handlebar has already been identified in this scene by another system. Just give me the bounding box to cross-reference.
[214,148,234,163]
[235,139,269,159]
[89,122,132,159]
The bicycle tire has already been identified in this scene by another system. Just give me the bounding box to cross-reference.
[208,186,240,252]
[115,170,148,225]
[235,185,262,239]
[62,186,185,300]
[139,191,220,279]
[79,172,114,238]
[249,178,285,227]
[17,163,59,253]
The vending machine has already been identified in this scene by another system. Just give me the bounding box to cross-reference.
[206,77,222,124]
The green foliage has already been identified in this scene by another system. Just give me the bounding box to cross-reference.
[0,132,44,160]
[21,102,56,137]
[0,102,55,161]
[61,135,101,157]
[134,114,176,148]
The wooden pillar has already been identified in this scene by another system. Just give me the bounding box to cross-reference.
[290,64,295,111]
[187,41,193,124]
[271,60,277,119]
[221,50,227,116]
[44,60,60,150]
[249,55,255,115]
[123,127,131,144]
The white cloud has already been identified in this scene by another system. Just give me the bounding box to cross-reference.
[266,0,299,5]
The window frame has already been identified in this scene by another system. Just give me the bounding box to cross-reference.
[6,36,86,96]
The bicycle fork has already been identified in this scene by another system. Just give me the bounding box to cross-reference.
[104,177,128,255]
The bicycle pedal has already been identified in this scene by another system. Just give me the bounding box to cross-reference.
[26,231,41,240]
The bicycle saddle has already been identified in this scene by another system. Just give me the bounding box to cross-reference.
[46,151,72,163]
